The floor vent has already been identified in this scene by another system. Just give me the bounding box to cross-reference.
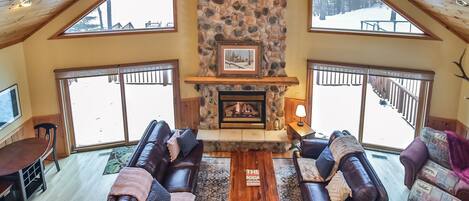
[371,154,388,160]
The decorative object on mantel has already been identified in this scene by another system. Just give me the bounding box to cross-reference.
[295,105,307,127]
[217,41,262,78]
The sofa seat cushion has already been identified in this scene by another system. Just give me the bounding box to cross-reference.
[340,156,378,201]
[296,157,325,182]
[300,183,330,201]
[409,179,461,201]
[418,160,460,194]
[163,167,198,193]
[170,142,203,169]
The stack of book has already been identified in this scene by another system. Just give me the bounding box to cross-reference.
[246,169,260,187]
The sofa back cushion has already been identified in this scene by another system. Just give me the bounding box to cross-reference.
[420,127,451,169]
[135,142,171,182]
[147,121,172,145]
[340,156,378,201]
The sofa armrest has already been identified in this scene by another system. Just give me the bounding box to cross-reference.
[300,138,328,159]
[399,138,428,189]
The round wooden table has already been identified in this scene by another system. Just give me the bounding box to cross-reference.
[0,138,49,200]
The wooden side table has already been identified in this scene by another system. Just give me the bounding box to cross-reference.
[287,122,316,150]
[287,122,316,140]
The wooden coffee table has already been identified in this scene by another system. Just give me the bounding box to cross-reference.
[229,151,279,201]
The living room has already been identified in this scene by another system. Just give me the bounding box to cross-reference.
[0,0,468,201]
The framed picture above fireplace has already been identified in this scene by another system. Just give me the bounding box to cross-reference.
[217,41,262,78]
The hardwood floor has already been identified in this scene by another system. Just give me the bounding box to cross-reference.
[29,149,117,201]
[28,149,408,201]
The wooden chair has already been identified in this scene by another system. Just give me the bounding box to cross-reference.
[34,123,60,172]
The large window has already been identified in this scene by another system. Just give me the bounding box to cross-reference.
[56,61,180,151]
[307,61,433,152]
[309,0,436,38]
[56,0,176,37]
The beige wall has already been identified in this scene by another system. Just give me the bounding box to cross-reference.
[457,44,469,126]
[0,43,33,140]
[22,0,467,121]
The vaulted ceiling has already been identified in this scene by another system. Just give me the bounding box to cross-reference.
[0,0,467,50]
[410,0,469,43]
[0,0,76,49]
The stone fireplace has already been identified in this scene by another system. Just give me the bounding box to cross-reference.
[219,91,266,129]
[194,0,291,131]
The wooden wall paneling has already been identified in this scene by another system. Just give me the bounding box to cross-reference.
[33,114,68,158]
[0,118,35,149]
[456,121,469,139]
[284,97,306,126]
[179,97,200,129]
[426,116,457,132]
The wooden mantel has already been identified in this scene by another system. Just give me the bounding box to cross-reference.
[184,76,300,86]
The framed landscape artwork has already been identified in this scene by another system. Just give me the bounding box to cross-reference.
[217,41,262,77]
[0,84,22,131]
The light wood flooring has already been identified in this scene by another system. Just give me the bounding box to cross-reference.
[28,149,408,201]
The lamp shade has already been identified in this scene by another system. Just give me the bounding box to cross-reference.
[295,105,306,118]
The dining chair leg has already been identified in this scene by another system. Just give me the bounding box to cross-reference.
[52,149,60,172]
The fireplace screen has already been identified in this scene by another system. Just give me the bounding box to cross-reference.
[219,91,266,129]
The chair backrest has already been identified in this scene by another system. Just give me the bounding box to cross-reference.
[34,123,58,147]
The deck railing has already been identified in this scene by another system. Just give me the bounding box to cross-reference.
[315,71,363,86]
[361,20,416,33]
[315,71,420,128]
[108,71,171,85]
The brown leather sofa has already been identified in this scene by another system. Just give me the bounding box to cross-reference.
[293,132,388,201]
[108,120,203,201]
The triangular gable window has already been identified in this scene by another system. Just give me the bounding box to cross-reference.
[58,0,175,36]
[309,0,438,38]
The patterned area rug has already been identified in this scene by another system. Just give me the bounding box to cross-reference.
[194,157,301,201]
[103,146,136,175]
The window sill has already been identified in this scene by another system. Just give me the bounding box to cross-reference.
[49,27,177,40]
[308,28,442,41]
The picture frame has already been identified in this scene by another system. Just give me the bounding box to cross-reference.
[217,41,262,78]
[0,84,22,131]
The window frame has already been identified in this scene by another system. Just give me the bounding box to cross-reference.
[50,0,178,39]
[307,0,441,40]
[305,59,434,153]
[54,60,182,152]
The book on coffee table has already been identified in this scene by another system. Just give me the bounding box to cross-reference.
[246,169,260,186]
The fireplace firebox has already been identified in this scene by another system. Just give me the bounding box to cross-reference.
[218,91,266,129]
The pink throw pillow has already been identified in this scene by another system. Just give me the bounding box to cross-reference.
[167,130,181,162]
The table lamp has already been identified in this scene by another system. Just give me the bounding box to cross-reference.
[296,105,306,126]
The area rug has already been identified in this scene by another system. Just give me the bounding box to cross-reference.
[103,146,136,175]
[194,157,301,201]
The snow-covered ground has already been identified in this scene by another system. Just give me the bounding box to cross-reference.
[68,0,174,32]
[69,76,174,147]
[312,4,423,34]
[312,83,415,150]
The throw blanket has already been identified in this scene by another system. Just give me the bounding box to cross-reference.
[446,131,469,184]
[109,167,153,201]
[326,135,365,181]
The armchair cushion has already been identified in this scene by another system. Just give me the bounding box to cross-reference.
[420,127,451,169]
[418,160,460,194]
